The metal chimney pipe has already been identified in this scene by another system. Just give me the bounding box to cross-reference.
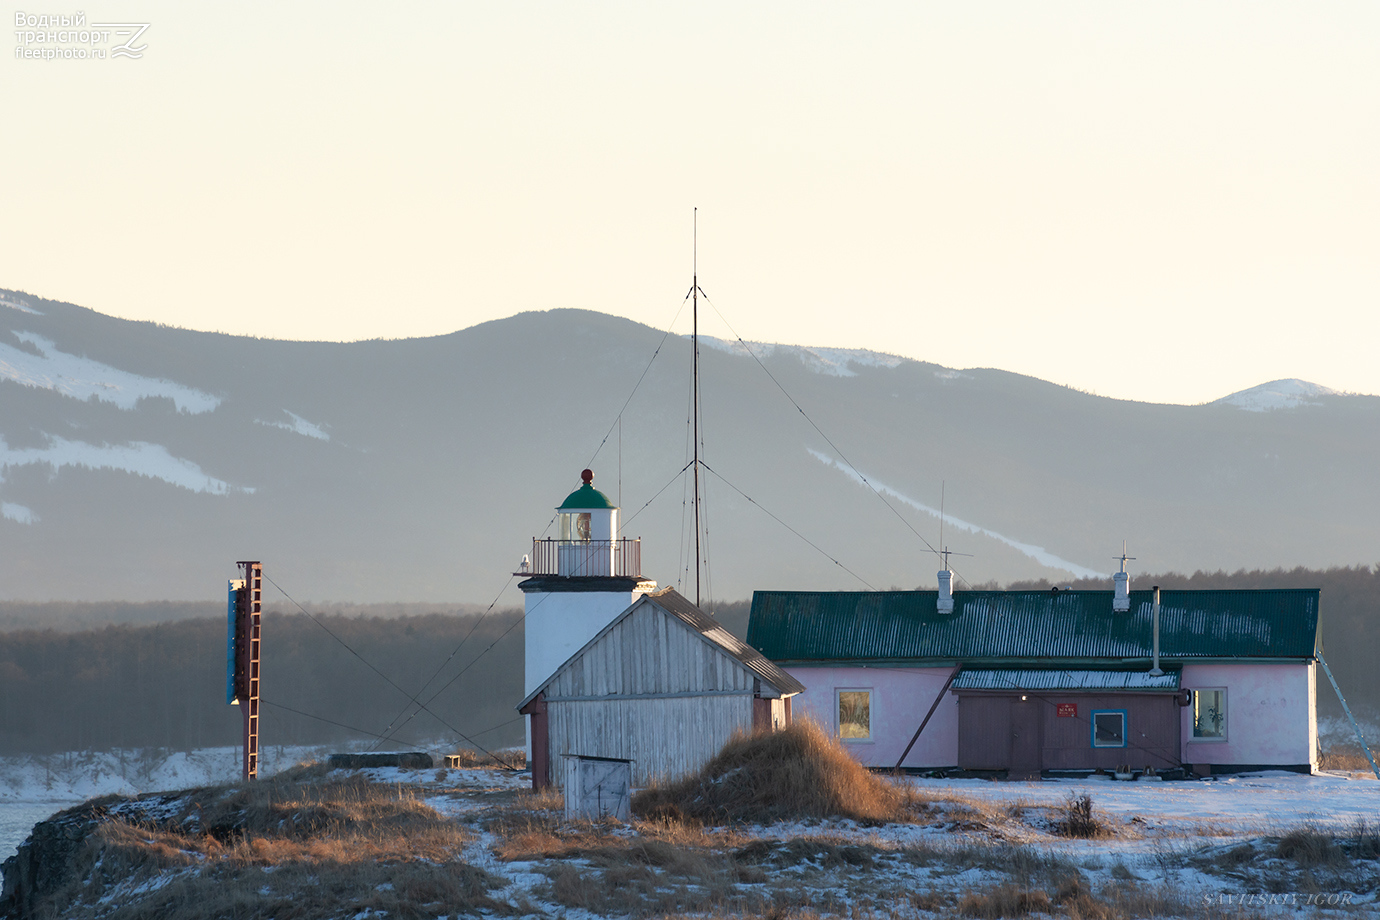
[1149,585,1164,676]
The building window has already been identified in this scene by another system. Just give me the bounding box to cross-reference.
[1193,688,1227,740]
[1091,710,1127,748]
[558,512,592,541]
[837,689,871,740]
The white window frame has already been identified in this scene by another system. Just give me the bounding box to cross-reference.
[1192,687,1228,742]
[1091,709,1127,748]
[836,688,873,742]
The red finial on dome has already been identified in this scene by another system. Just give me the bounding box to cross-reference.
[581,469,593,484]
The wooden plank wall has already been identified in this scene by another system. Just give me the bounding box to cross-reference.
[544,604,758,785]
[956,692,1181,772]
[547,603,756,699]
[548,695,753,785]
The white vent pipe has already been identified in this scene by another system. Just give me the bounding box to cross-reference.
[1113,571,1130,612]
[937,569,954,614]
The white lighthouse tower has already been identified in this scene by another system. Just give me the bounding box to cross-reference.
[519,470,655,748]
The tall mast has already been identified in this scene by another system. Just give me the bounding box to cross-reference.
[692,208,701,607]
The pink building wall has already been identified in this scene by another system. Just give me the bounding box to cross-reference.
[787,662,1317,772]
[1180,662,1316,769]
[785,665,959,768]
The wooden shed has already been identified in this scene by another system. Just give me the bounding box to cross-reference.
[518,588,804,789]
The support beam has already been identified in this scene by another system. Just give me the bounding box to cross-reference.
[1318,654,1380,781]
[895,666,961,770]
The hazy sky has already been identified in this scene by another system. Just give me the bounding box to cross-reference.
[4,2,1376,404]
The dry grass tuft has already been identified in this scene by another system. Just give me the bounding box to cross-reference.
[443,747,526,770]
[957,876,1194,920]
[1275,826,1346,869]
[487,801,746,865]
[1350,818,1380,860]
[1318,738,1379,774]
[31,773,508,920]
[958,883,1053,918]
[632,721,921,825]
[1054,793,1107,839]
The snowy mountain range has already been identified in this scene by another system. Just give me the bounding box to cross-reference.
[2,288,1377,604]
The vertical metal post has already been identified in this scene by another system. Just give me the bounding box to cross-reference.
[237,561,262,781]
[691,208,701,608]
[1149,585,1163,676]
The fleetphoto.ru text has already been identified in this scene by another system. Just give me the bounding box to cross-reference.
[14,11,148,60]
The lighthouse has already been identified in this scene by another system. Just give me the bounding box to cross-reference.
[518,470,656,747]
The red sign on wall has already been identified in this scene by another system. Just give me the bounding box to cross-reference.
[1057,703,1077,718]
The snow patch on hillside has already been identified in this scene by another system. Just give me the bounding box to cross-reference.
[256,410,330,441]
[1213,379,1338,412]
[809,449,1107,579]
[0,744,349,807]
[0,297,41,315]
[0,435,242,495]
[1,502,38,524]
[695,335,905,377]
[0,332,220,414]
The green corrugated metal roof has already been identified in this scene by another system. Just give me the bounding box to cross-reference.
[952,668,1181,691]
[747,589,1319,663]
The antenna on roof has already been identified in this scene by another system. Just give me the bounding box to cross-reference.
[935,484,972,613]
[687,208,709,608]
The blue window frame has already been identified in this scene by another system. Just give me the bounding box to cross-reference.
[1091,709,1128,748]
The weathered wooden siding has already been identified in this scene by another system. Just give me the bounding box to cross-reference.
[956,692,1180,772]
[542,603,759,786]
[548,694,754,786]
[546,603,757,699]
[957,695,1011,769]
[1040,694,1179,770]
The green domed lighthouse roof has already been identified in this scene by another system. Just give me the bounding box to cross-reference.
[557,470,617,510]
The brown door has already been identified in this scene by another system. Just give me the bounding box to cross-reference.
[958,695,1012,769]
[1009,698,1041,780]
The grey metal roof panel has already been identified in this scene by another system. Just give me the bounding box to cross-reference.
[747,589,1319,662]
[952,668,1181,691]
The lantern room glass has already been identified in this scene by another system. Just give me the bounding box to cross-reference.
[559,512,592,541]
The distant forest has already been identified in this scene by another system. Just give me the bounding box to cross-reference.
[0,606,528,756]
[0,569,1372,757]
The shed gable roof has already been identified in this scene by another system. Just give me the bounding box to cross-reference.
[520,588,804,709]
[747,589,1319,662]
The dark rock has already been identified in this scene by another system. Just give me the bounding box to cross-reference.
[327,751,433,769]
[1,801,110,919]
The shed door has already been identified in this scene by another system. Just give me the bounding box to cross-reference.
[1010,698,1041,779]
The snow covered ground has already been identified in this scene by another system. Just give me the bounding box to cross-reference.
[0,297,42,316]
[1213,379,1339,412]
[0,743,347,858]
[0,741,512,858]
[808,447,1107,579]
[0,435,241,497]
[7,752,1378,917]
[695,335,906,377]
[255,409,331,441]
[0,332,220,413]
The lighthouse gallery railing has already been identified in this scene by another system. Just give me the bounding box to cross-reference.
[524,538,641,578]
